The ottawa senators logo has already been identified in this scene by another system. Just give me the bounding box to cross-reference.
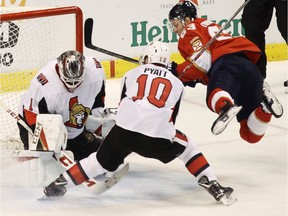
[65,96,90,128]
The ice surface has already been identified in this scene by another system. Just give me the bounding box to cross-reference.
[1,61,287,216]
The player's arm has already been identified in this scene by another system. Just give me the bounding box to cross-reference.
[174,25,212,84]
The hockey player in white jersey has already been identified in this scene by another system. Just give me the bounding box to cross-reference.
[43,41,236,205]
[18,50,114,161]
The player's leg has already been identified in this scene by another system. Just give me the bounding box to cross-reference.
[65,130,102,161]
[275,0,287,43]
[44,125,130,196]
[233,61,277,143]
[207,55,245,135]
[274,0,287,93]
[174,130,236,205]
[241,0,274,78]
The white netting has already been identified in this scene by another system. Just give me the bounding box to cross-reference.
[0,7,80,149]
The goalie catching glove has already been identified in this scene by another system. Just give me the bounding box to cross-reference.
[85,107,117,137]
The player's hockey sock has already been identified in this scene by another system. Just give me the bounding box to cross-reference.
[240,107,271,143]
[207,88,234,113]
[64,152,107,187]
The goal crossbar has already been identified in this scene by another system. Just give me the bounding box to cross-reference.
[1,6,83,52]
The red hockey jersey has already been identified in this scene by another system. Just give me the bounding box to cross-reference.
[176,18,262,83]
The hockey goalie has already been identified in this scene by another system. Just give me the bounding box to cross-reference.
[1,50,117,187]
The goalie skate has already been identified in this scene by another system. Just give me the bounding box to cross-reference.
[211,104,242,135]
[43,174,67,197]
[262,81,283,118]
[39,163,129,200]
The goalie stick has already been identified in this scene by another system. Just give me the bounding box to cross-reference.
[178,0,251,78]
[0,100,129,196]
[0,100,38,150]
[1,149,54,160]
[85,18,139,64]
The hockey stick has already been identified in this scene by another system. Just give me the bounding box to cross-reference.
[178,0,251,78]
[0,100,129,196]
[0,100,38,150]
[84,18,139,64]
[0,100,33,134]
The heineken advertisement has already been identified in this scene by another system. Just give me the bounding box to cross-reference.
[1,0,285,62]
[130,16,244,47]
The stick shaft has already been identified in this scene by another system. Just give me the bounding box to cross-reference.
[85,18,139,64]
[0,100,33,134]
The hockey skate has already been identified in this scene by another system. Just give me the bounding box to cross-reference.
[211,103,242,135]
[198,176,237,206]
[43,174,67,197]
[262,81,283,118]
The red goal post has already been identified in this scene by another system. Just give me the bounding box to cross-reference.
[0,6,83,149]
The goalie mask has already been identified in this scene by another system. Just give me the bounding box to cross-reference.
[139,40,170,67]
[169,1,197,27]
[57,50,85,92]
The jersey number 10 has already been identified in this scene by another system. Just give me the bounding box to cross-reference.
[132,74,172,108]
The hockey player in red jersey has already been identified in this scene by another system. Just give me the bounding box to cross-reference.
[43,41,236,205]
[18,50,115,161]
[168,1,283,143]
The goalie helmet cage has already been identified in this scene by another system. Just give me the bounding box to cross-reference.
[0,6,83,149]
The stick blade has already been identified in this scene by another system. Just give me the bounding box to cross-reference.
[84,18,94,46]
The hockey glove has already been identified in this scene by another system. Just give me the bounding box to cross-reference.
[183,80,201,88]
[166,61,179,77]
[104,107,118,116]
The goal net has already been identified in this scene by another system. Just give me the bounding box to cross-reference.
[0,6,83,150]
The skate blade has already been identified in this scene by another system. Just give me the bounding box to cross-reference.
[263,81,283,118]
[220,194,237,206]
[37,195,62,201]
[270,102,283,118]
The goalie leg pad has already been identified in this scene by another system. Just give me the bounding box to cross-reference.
[1,150,74,187]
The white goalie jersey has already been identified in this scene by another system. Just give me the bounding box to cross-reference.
[19,56,106,139]
[115,63,184,139]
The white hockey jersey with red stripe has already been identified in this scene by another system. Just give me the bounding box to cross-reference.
[115,63,184,140]
[19,57,106,139]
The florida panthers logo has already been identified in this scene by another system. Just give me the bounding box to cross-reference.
[65,96,90,128]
